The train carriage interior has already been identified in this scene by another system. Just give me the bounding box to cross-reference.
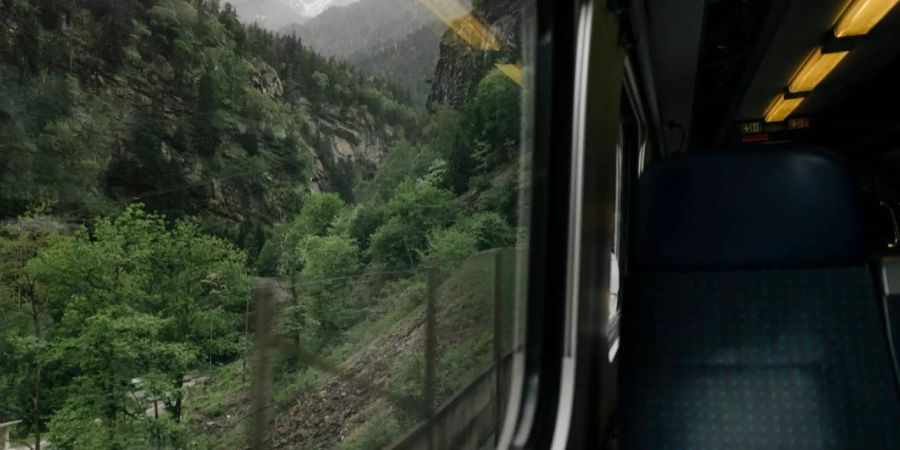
[590,0,900,448]
[500,0,900,447]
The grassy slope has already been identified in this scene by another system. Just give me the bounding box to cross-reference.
[185,249,516,449]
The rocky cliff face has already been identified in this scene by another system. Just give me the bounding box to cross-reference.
[92,53,400,244]
[251,60,286,98]
[250,67,398,200]
[428,0,523,108]
[307,106,399,198]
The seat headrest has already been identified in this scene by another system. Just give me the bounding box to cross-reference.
[633,146,865,270]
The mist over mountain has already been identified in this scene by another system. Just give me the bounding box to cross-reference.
[346,22,443,105]
[273,0,442,105]
[228,0,358,30]
[279,0,439,58]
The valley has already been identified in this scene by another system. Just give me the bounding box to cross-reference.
[0,0,523,448]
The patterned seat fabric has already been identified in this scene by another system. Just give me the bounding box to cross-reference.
[621,147,900,449]
[620,268,900,449]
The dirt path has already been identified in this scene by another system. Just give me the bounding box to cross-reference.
[8,440,50,450]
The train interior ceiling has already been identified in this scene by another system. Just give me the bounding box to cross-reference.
[636,0,900,212]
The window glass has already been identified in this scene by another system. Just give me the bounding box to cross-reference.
[0,0,533,448]
[608,91,643,362]
[608,126,624,362]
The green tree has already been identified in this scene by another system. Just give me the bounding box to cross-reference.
[195,72,223,157]
[349,201,386,253]
[355,140,439,202]
[289,192,346,238]
[277,192,347,277]
[297,235,361,344]
[368,180,456,267]
[0,71,117,215]
[423,107,465,191]
[274,231,362,356]
[472,68,521,172]
[426,103,479,195]
[26,205,250,447]
[0,209,61,450]
[311,70,330,106]
[424,227,477,262]
[459,212,515,251]
[271,194,352,357]
[86,0,141,66]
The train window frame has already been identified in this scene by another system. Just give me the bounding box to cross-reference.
[497,0,579,445]
[499,0,628,448]
[607,123,624,362]
[607,75,650,366]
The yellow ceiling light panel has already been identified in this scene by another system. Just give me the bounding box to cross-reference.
[764,94,805,123]
[834,0,900,37]
[787,47,849,93]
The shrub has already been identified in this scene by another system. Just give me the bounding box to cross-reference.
[368,181,457,267]
[460,212,515,251]
[424,227,477,262]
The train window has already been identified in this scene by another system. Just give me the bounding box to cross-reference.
[0,1,534,449]
[607,126,624,362]
[608,79,645,363]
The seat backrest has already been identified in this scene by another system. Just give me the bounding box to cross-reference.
[620,147,900,449]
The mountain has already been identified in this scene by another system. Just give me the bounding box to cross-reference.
[0,0,417,241]
[0,1,527,449]
[346,23,443,105]
[279,0,438,59]
[278,0,443,105]
[228,0,359,30]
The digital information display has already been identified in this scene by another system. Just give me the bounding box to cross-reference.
[738,117,812,143]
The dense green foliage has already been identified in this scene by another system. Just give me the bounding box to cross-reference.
[0,0,416,237]
[0,0,523,447]
[1,205,251,449]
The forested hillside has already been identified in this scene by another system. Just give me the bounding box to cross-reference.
[0,0,416,252]
[0,0,524,448]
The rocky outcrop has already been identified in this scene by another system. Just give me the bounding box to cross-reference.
[306,108,399,197]
[428,0,523,109]
[244,67,395,199]
[252,60,285,98]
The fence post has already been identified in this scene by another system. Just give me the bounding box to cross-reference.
[424,266,437,450]
[250,279,276,450]
[493,249,504,445]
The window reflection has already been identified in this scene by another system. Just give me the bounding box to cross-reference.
[0,0,532,448]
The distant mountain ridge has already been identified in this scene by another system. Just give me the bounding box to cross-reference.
[276,0,443,105]
[346,22,443,105]
[279,0,437,59]
[228,0,358,30]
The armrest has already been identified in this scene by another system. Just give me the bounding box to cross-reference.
[877,257,900,391]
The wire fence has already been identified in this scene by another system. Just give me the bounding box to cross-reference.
[245,247,523,450]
